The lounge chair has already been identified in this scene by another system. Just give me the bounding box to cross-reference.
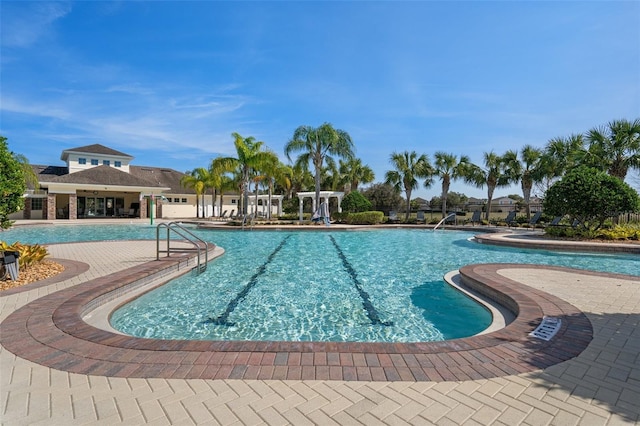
[493,211,516,227]
[416,211,425,224]
[388,211,399,223]
[549,216,563,226]
[529,211,542,227]
[219,210,228,219]
[468,210,481,226]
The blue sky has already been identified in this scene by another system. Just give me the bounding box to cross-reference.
[2,1,639,199]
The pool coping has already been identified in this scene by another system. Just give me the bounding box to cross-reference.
[1,243,599,381]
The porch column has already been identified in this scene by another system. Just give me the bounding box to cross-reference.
[69,194,77,220]
[139,198,147,219]
[46,194,55,220]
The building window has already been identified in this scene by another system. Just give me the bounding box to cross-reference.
[114,161,121,167]
[31,198,43,211]
[103,160,110,166]
[231,199,237,204]
[181,198,187,203]
[91,159,99,165]
[78,158,86,165]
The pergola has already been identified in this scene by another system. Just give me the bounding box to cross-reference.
[296,191,344,221]
[247,194,284,217]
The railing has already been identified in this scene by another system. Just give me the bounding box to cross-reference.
[156,221,211,274]
[433,213,457,231]
[241,213,255,231]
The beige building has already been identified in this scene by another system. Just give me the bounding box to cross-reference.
[14,144,282,221]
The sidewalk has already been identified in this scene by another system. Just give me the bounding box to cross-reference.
[1,238,639,425]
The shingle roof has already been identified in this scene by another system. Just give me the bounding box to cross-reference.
[40,165,166,188]
[61,144,132,160]
[130,166,196,194]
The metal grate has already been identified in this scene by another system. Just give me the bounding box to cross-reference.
[530,316,562,341]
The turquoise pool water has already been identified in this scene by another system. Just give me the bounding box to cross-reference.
[3,224,638,343]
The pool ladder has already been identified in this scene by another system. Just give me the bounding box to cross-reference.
[156,222,211,274]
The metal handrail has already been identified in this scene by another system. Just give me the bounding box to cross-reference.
[433,212,457,231]
[156,221,211,273]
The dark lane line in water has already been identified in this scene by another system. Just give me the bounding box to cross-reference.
[206,235,292,326]
[329,235,393,326]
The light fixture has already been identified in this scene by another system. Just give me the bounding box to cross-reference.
[93,191,98,195]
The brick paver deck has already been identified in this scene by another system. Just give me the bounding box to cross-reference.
[1,230,639,424]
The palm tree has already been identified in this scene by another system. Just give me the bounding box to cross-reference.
[586,118,640,181]
[433,152,470,218]
[385,151,433,220]
[338,157,375,193]
[465,151,518,221]
[180,168,208,218]
[518,145,543,220]
[539,134,586,186]
[284,122,355,208]
[215,133,274,215]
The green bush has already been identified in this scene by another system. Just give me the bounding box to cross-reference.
[341,191,372,213]
[1,241,49,268]
[344,211,384,225]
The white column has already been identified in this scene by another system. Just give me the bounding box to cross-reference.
[298,196,304,221]
[337,194,343,213]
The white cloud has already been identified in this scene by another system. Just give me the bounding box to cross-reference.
[1,2,71,48]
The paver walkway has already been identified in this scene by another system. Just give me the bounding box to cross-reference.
[1,238,639,425]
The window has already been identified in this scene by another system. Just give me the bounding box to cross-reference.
[78,158,86,165]
[91,159,99,165]
[31,198,43,210]
[231,199,237,204]
[114,161,121,167]
[103,160,110,166]
[181,198,187,203]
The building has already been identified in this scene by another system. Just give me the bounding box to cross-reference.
[14,144,282,221]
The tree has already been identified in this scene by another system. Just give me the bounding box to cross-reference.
[362,183,404,214]
[341,190,372,213]
[338,157,375,193]
[285,123,355,208]
[385,151,433,220]
[433,152,470,218]
[216,133,274,215]
[585,118,640,181]
[180,168,208,218]
[464,151,520,220]
[518,145,543,220]
[0,136,27,229]
[538,134,586,192]
[543,166,640,230]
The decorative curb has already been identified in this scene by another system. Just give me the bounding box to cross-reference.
[1,255,597,381]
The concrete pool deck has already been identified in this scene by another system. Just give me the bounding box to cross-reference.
[1,228,639,424]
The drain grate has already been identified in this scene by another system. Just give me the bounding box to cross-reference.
[530,316,562,341]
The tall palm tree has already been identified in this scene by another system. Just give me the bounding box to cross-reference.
[215,133,274,215]
[284,122,355,208]
[338,157,375,193]
[586,118,640,181]
[539,134,586,185]
[180,168,208,218]
[433,152,470,218]
[465,151,518,221]
[518,145,543,220]
[385,151,433,220]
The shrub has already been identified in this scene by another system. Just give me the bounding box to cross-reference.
[1,241,49,268]
[341,191,372,213]
[543,166,640,231]
[344,211,384,225]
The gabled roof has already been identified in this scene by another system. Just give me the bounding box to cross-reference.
[40,165,164,188]
[61,144,132,161]
[130,166,196,194]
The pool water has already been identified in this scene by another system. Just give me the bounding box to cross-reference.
[3,224,639,343]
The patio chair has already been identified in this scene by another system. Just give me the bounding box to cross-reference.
[493,210,517,227]
[529,211,542,226]
[388,211,399,223]
[468,210,481,226]
[416,211,425,224]
[219,210,228,219]
[548,216,563,226]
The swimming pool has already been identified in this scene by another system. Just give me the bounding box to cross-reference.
[4,224,638,343]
